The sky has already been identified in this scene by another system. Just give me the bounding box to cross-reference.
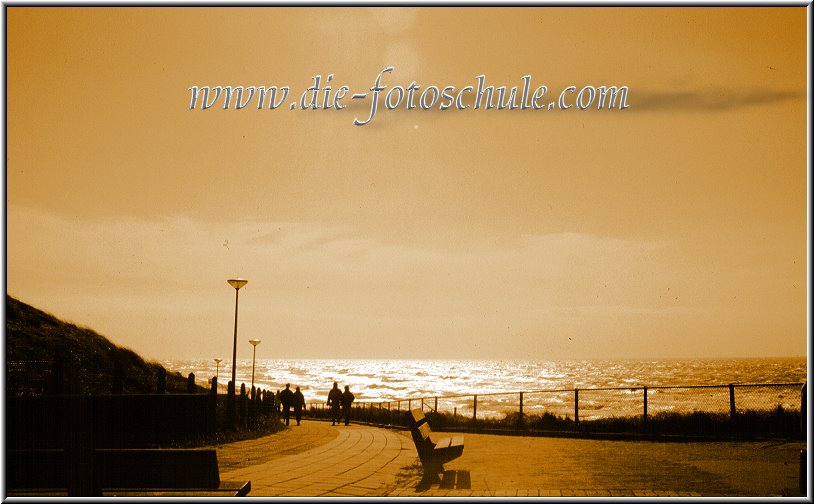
[3,6,809,362]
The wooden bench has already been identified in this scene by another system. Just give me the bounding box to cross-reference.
[5,448,251,497]
[409,408,465,486]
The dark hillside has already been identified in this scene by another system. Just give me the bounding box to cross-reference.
[5,295,204,395]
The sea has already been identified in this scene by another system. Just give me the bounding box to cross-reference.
[163,357,807,420]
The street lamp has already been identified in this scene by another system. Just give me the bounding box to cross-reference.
[227,277,248,393]
[249,339,261,391]
[213,358,222,380]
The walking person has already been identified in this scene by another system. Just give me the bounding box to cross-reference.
[293,386,306,426]
[279,383,294,426]
[341,385,355,426]
[327,381,342,426]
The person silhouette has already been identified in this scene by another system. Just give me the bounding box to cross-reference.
[279,383,294,426]
[327,381,342,426]
[341,385,355,426]
[293,386,306,426]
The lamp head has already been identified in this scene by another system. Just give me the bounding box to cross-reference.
[227,277,248,290]
[249,339,261,347]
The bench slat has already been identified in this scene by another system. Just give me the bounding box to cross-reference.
[417,422,432,442]
[412,409,427,424]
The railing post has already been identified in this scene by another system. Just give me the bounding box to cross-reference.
[574,388,579,431]
[729,383,736,419]
[643,386,648,431]
[434,397,438,412]
[519,391,524,429]
[408,399,411,411]
[421,397,424,410]
[473,395,478,423]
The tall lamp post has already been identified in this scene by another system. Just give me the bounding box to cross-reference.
[227,278,248,394]
[213,358,222,380]
[249,339,261,391]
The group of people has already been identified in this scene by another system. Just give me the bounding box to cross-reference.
[274,381,356,427]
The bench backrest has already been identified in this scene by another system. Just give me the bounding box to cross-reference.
[409,408,434,448]
[411,408,427,426]
[97,448,221,488]
[6,448,221,490]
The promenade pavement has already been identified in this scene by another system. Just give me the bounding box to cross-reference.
[217,420,806,497]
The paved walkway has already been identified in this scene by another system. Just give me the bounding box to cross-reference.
[216,420,806,497]
[218,421,415,496]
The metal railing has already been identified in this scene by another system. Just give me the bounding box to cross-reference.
[307,381,807,439]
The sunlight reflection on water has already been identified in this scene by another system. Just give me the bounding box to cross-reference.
[164,357,806,419]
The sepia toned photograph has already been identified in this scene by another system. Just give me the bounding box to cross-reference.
[2,3,809,498]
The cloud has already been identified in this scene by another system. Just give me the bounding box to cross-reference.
[631,88,802,112]
[12,207,799,360]
[7,206,674,344]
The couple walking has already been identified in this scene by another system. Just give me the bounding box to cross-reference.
[278,383,306,426]
[326,382,355,426]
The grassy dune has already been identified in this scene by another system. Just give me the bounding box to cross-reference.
[5,295,203,395]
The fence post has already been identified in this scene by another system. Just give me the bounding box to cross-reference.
[239,383,247,426]
[227,381,235,425]
[801,383,807,439]
[473,395,478,423]
[111,361,122,395]
[435,397,438,412]
[643,386,648,431]
[255,388,261,420]
[574,388,579,431]
[408,399,411,411]
[800,449,806,496]
[157,367,166,394]
[249,385,260,422]
[208,376,217,433]
[729,384,736,419]
[65,397,100,496]
[421,397,424,410]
